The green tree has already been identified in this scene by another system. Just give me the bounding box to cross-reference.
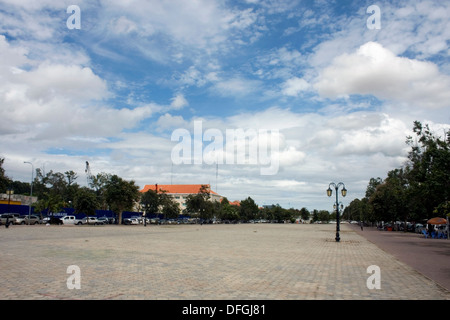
[360,121,450,225]
[311,209,319,223]
[405,121,450,219]
[10,180,31,195]
[64,170,79,207]
[346,198,361,221]
[365,177,383,198]
[159,191,181,219]
[32,168,49,200]
[141,189,160,215]
[317,210,330,223]
[239,197,259,221]
[90,172,112,210]
[34,192,65,217]
[287,208,299,223]
[368,169,408,224]
[32,169,72,207]
[220,199,240,221]
[299,207,310,221]
[105,175,141,224]
[185,185,213,220]
[74,187,99,216]
[0,158,12,193]
[162,200,181,219]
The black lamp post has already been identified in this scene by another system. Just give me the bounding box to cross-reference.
[24,161,33,225]
[327,182,347,242]
[6,187,13,228]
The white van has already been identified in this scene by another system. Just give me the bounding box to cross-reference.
[61,215,77,225]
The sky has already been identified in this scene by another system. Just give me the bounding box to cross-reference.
[1,0,449,211]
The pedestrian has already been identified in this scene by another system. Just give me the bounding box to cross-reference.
[428,224,434,236]
[360,221,363,231]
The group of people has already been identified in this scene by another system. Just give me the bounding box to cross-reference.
[425,224,448,239]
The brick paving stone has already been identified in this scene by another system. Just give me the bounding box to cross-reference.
[0,223,448,300]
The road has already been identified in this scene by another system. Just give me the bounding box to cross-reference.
[349,224,450,291]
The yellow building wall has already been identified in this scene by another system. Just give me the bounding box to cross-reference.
[0,200,21,205]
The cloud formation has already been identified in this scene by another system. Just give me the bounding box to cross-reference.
[315,42,450,109]
[0,1,449,211]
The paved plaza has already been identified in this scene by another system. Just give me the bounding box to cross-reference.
[0,223,449,300]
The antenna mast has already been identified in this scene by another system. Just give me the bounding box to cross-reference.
[85,161,93,187]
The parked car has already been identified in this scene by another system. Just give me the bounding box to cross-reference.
[14,215,26,225]
[81,217,102,225]
[415,223,425,233]
[0,213,18,225]
[23,215,42,225]
[45,216,63,225]
[61,215,80,225]
[123,218,139,225]
[97,217,110,225]
[131,216,143,224]
[61,215,73,225]
[150,218,160,224]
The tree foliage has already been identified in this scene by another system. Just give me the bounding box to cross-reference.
[105,175,141,223]
[74,187,98,216]
[185,185,213,220]
[141,189,160,215]
[347,121,450,224]
[239,197,259,221]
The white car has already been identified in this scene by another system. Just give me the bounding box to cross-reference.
[123,218,139,225]
[23,215,42,225]
[62,215,78,225]
[14,215,26,225]
[81,217,102,225]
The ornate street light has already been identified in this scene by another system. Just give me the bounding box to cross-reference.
[24,161,34,225]
[327,182,347,242]
[5,187,13,228]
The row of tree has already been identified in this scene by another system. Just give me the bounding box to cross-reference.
[0,166,141,223]
[2,160,319,223]
[344,121,450,224]
[2,158,334,224]
[142,184,317,222]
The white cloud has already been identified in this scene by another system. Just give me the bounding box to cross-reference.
[281,77,310,96]
[20,63,108,103]
[170,93,189,110]
[333,115,410,157]
[110,16,138,35]
[94,0,262,58]
[1,0,449,212]
[0,34,161,141]
[212,77,261,97]
[314,41,450,109]
[156,113,188,132]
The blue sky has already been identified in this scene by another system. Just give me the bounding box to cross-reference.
[1,0,449,210]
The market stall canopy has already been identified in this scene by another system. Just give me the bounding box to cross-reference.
[427,217,447,225]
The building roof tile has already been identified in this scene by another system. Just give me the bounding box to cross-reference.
[140,184,219,195]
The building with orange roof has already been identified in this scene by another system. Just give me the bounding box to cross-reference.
[140,184,222,211]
